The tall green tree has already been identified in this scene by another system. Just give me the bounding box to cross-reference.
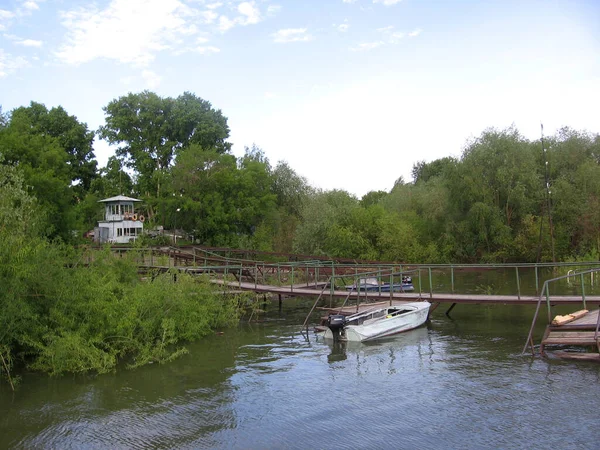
[0,103,93,240]
[99,91,231,201]
[171,145,276,246]
[6,102,97,195]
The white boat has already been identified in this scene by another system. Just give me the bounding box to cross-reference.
[321,301,430,342]
[345,276,415,292]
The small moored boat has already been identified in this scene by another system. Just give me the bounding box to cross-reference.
[345,276,414,292]
[322,301,430,342]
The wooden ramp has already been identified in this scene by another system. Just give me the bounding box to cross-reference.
[540,309,600,361]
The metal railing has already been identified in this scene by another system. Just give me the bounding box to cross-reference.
[522,268,600,355]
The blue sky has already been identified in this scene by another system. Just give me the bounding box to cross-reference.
[1,0,599,197]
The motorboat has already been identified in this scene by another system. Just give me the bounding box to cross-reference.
[321,301,430,342]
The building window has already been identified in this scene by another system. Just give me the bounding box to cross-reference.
[117,228,123,237]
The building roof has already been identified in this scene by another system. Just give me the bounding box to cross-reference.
[98,195,142,203]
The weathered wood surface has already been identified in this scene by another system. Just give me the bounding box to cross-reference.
[542,332,598,345]
[211,279,600,305]
[552,351,600,362]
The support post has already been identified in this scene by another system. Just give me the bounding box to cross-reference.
[515,266,521,300]
[428,267,433,299]
[445,302,457,317]
[581,273,587,310]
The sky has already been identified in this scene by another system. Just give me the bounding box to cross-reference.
[1,0,599,197]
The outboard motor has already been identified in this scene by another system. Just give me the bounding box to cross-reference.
[327,314,346,340]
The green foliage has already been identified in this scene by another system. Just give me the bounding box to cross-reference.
[171,144,276,246]
[0,102,96,241]
[99,90,231,200]
[0,173,242,380]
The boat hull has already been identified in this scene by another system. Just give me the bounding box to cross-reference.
[322,301,430,342]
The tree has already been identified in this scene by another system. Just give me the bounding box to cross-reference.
[7,102,97,195]
[270,161,312,252]
[99,91,231,200]
[411,157,457,184]
[171,145,276,246]
[0,109,78,240]
[293,190,359,256]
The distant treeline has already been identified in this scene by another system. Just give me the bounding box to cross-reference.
[1,92,599,264]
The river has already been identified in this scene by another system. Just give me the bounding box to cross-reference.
[1,297,599,449]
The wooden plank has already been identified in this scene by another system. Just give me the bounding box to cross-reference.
[552,351,600,362]
[543,331,599,345]
[546,331,598,339]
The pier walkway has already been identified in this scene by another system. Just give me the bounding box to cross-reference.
[211,279,600,306]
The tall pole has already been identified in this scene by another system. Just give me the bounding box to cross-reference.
[540,124,556,263]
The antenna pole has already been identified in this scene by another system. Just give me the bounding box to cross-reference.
[541,124,556,262]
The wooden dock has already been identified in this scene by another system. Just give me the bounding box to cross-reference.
[212,279,600,306]
[540,310,600,361]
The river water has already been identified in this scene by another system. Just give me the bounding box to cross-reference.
[1,298,599,450]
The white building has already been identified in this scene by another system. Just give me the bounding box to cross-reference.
[95,195,144,244]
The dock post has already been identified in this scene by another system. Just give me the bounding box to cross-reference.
[535,265,539,294]
[581,273,587,310]
[279,294,282,311]
[445,302,457,317]
[291,266,294,293]
[451,266,454,293]
[515,266,521,300]
[428,267,433,298]
[389,271,393,305]
[330,263,335,304]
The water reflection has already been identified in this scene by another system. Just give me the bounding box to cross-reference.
[2,302,600,450]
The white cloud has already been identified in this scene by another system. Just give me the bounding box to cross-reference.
[0,49,28,77]
[22,1,39,11]
[200,10,218,23]
[218,15,235,32]
[206,2,222,9]
[272,28,313,43]
[376,25,394,33]
[343,0,357,3]
[142,69,161,88]
[0,9,14,31]
[238,1,260,25]
[267,5,281,15]
[56,0,197,66]
[0,9,15,19]
[16,38,43,47]
[4,33,43,47]
[195,45,220,54]
[335,20,349,32]
[408,28,422,37]
[218,1,262,32]
[350,41,384,51]
[373,0,403,5]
